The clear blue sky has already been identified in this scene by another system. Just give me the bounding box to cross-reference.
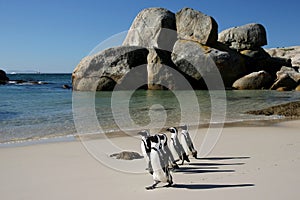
[0,0,299,73]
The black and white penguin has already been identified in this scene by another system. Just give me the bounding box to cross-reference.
[146,135,173,190]
[158,133,179,170]
[180,125,197,159]
[167,127,190,165]
[138,130,152,174]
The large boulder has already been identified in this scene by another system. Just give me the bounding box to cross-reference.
[276,66,300,83]
[175,7,218,46]
[171,40,247,88]
[270,66,300,90]
[72,46,149,91]
[270,73,298,90]
[265,46,300,67]
[240,48,292,75]
[122,7,177,50]
[147,48,176,90]
[0,69,9,84]
[218,23,267,50]
[232,70,272,90]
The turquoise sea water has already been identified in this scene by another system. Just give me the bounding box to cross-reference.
[1,73,300,145]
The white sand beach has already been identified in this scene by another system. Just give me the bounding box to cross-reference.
[0,120,299,200]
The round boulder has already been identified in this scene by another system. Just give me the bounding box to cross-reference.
[232,70,273,90]
[218,23,267,50]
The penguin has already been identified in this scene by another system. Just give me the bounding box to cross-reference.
[146,135,173,190]
[138,130,153,174]
[180,125,197,159]
[167,127,190,165]
[157,133,179,170]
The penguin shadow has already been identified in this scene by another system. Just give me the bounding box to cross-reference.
[168,156,254,189]
[171,183,255,190]
[188,162,245,167]
[174,166,235,174]
[173,156,250,174]
[196,156,251,161]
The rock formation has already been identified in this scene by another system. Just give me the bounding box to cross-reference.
[72,7,299,91]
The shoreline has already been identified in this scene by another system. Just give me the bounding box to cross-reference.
[1,116,298,148]
[0,119,299,199]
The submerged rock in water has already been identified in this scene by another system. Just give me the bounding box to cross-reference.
[110,151,143,160]
[0,69,9,84]
[62,84,72,89]
[246,101,300,117]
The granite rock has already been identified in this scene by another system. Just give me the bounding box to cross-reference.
[72,46,149,91]
[123,7,177,50]
[232,70,272,90]
[176,7,218,45]
[219,23,267,50]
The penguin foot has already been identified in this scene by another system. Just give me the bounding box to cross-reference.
[172,163,180,169]
[145,185,155,190]
[164,181,173,188]
[146,181,160,190]
[192,151,197,159]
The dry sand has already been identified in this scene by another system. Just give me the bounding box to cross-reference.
[0,120,299,200]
